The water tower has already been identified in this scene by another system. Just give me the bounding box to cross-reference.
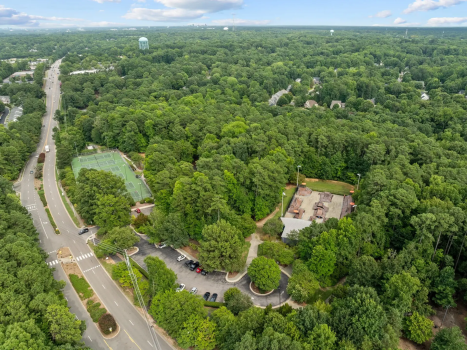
[139,37,149,50]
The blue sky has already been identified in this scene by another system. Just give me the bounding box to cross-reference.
[1,0,467,28]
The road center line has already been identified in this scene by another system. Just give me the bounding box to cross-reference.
[88,336,92,342]
[114,301,118,306]
[102,284,106,289]
[129,319,134,325]
[147,341,154,347]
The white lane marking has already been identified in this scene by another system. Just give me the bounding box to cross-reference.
[87,336,92,342]
[39,218,48,239]
[92,270,95,274]
[73,240,75,243]
[114,301,118,306]
[102,284,106,290]
[147,341,154,347]
[129,320,134,325]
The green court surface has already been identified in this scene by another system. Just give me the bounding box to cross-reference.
[71,151,151,202]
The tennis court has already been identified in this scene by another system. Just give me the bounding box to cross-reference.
[71,151,152,202]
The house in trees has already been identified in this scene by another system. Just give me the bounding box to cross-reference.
[421,93,430,101]
[304,100,318,108]
[0,96,10,104]
[313,77,321,85]
[330,100,345,109]
[295,78,301,83]
[269,89,288,106]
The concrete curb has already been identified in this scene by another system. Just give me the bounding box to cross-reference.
[58,251,117,340]
[249,281,274,296]
[92,248,178,350]
[127,246,139,257]
[225,270,247,283]
[102,322,120,340]
[174,248,197,262]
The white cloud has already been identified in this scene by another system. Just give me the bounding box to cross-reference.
[211,18,271,26]
[369,10,392,18]
[394,17,407,24]
[154,0,242,12]
[91,0,121,3]
[403,0,467,14]
[0,5,82,26]
[123,0,242,22]
[123,7,205,21]
[427,16,467,25]
[135,0,146,2]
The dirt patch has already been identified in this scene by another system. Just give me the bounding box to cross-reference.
[181,239,200,260]
[251,281,272,295]
[126,247,138,256]
[256,207,280,227]
[430,302,467,335]
[399,338,426,350]
[57,247,72,259]
[228,271,239,278]
[245,235,252,242]
[34,178,42,190]
[62,262,83,278]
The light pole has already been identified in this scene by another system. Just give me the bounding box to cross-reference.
[441,305,451,328]
[357,173,361,190]
[296,165,301,188]
[281,192,286,217]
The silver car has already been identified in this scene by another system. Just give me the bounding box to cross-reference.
[190,287,198,295]
[175,284,185,292]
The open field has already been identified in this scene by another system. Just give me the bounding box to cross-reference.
[71,151,151,202]
[305,179,354,196]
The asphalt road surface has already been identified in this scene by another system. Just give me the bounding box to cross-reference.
[15,61,174,350]
[0,106,9,124]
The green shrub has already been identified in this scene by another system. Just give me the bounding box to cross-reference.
[204,301,226,308]
[262,218,284,236]
[144,197,154,204]
[69,274,93,300]
[224,287,241,303]
[38,190,47,206]
[86,300,107,322]
[98,313,117,335]
[258,241,295,265]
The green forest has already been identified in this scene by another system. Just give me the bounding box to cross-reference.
[3,26,467,349]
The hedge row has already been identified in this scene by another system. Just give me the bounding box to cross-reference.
[203,301,226,308]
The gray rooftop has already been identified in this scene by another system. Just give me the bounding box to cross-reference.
[280,217,312,240]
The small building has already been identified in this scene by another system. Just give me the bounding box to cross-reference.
[459,90,465,95]
[304,100,318,108]
[330,100,345,109]
[286,84,292,92]
[0,96,10,104]
[295,78,301,83]
[421,93,429,101]
[313,77,321,85]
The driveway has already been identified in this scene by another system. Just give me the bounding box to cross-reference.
[129,236,290,307]
[0,107,9,125]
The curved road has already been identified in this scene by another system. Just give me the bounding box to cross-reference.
[16,60,173,350]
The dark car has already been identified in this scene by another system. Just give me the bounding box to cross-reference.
[78,228,89,235]
[189,261,200,271]
[185,260,194,268]
[203,292,211,301]
[209,293,218,302]
[201,270,208,276]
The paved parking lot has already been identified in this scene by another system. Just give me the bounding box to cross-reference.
[130,236,290,307]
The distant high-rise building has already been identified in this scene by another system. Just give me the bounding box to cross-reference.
[139,37,149,50]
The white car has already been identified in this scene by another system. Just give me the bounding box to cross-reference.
[190,287,198,295]
[176,284,185,292]
[158,242,167,249]
[177,255,186,262]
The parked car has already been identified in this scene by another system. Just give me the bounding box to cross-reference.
[78,228,89,235]
[185,260,194,268]
[135,208,141,214]
[177,255,186,262]
[189,261,200,271]
[30,170,34,174]
[203,292,211,301]
[201,270,208,276]
[190,287,198,295]
[209,293,218,302]
[158,242,167,248]
[175,284,185,292]
[196,267,203,273]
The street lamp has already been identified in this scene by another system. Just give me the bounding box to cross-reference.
[357,173,361,190]
[281,192,286,217]
[296,165,301,188]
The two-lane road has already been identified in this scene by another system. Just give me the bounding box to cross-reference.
[17,61,173,350]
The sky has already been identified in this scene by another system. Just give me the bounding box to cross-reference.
[1,0,467,28]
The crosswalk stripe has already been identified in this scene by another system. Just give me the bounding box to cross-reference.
[76,256,81,261]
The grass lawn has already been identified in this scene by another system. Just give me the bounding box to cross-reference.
[56,168,80,227]
[274,187,296,220]
[305,179,354,196]
[69,274,94,300]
